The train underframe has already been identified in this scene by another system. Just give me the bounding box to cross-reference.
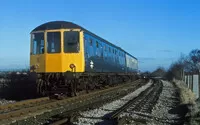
[34,72,138,97]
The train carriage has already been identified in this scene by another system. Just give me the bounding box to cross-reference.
[30,21,138,96]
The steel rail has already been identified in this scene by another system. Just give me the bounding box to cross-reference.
[0,79,143,124]
[109,80,161,120]
[46,79,145,125]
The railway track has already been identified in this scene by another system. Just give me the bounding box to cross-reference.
[0,79,145,125]
[107,79,163,125]
[37,79,148,125]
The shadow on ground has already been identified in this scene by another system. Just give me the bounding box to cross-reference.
[168,104,192,125]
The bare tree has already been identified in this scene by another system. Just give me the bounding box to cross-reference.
[165,53,187,80]
[151,67,166,78]
[185,49,200,73]
[166,49,200,80]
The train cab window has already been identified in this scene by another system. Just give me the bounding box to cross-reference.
[31,33,44,55]
[47,32,61,53]
[64,31,79,53]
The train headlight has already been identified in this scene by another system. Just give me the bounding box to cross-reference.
[30,64,39,70]
[69,64,75,69]
[30,65,36,70]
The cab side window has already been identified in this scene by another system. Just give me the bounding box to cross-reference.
[31,33,44,55]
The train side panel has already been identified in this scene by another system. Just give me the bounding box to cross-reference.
[125,53,138,72]
[83,32,126,73]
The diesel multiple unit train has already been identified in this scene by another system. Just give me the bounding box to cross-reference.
[30,21,138,96]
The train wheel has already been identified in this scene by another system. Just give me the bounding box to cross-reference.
[74,80,77,96]
[36,79,42,95]
[70,80,77,97]
[86,83,90,93]
[108,77,113,86]
[40,81,47,96]
[37,79,47,96]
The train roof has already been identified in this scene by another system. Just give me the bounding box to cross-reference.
[31,21,137,60]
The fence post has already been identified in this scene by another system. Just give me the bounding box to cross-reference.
[199,72,200,99]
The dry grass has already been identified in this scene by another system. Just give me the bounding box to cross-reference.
[173,79,200,125]
[173,79,196,105]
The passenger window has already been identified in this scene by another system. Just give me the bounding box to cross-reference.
[96,41,99,48]
[109,47,111,52]
[47,32,61,53]
[89,39,93,46]
[64,31,79,53]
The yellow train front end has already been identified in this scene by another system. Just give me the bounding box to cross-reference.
[30,29,85,73]
[30,27,85,96]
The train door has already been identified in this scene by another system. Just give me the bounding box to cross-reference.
[30,32,45,72]
[62,30,85,72]
[84,36,89,68]
[98,41,103,71]
[83,34,95,71]
[99,42,103,59]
